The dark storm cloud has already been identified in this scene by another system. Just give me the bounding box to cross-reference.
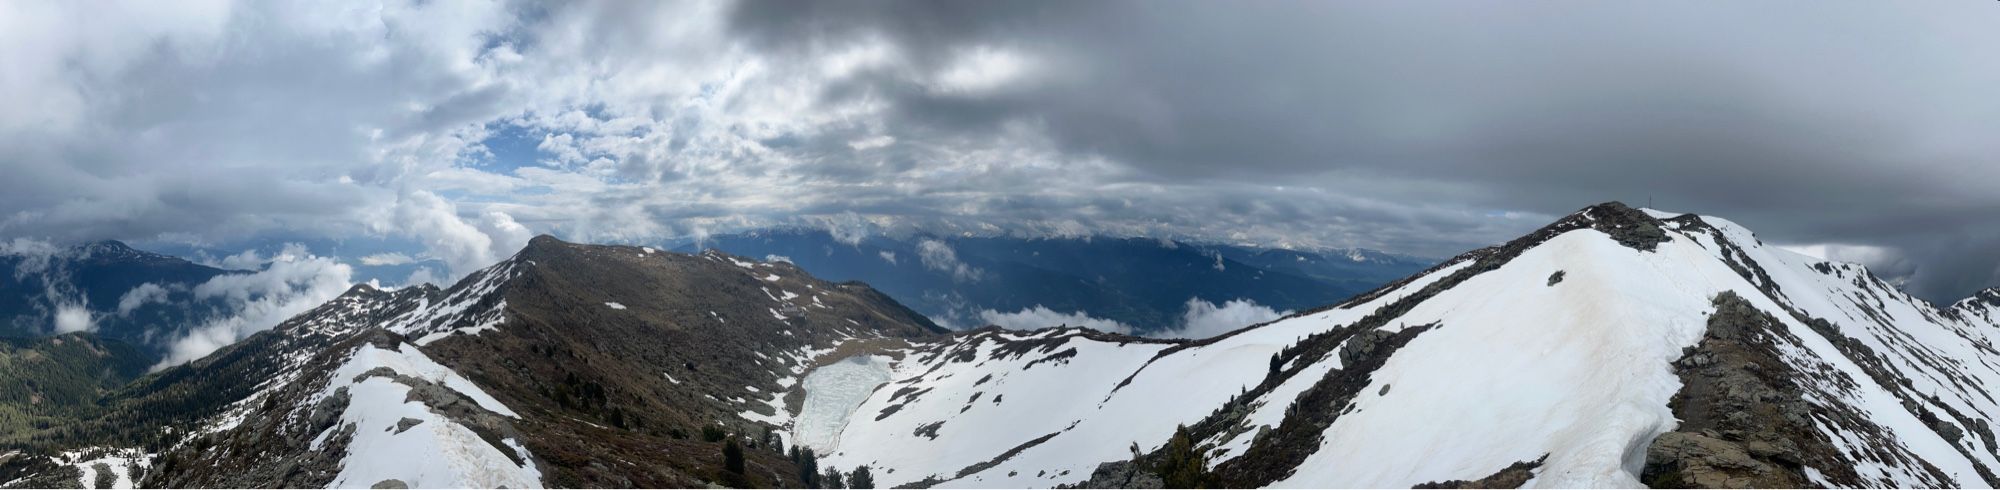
[724,0,2000,303]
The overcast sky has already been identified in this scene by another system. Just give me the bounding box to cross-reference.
[2,0,1997,303]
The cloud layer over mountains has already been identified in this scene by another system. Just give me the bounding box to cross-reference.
[1,0,1996,302]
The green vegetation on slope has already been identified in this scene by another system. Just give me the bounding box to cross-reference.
[0,333,150,446]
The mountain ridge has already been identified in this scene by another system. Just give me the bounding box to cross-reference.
[0,235,949,488]
[795,202,2000,488]
[10,204,2000,488]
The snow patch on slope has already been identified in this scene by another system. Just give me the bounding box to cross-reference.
[795,356,895,453]
[389,257,518,345]
[59,448,151,489]
[319,343,540,489]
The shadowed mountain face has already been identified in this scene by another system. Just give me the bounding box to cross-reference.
[0,241,237,353]
[677,231,1433,333]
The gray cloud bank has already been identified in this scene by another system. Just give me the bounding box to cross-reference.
[0,0,1995,303]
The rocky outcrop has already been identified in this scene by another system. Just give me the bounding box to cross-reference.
[1338,328,1398,368]
[1067,460,1162,489]
[1645,432,1797,488]
[1640,292,1859,488]
[1588,203,1670,251]
[1413,456,1546,489]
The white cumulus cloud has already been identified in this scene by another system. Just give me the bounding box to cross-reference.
[357,252,416,266]
[373,191,530,281]
[155,243,354,369]
[978,305,1131,334]
[1153,298,1291,340]
[116,282,173,316]
[53,302,94,334]
[917,239,983,282]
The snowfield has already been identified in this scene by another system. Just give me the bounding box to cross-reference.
[1277,227,1723,487]
[796,355,896,453]
[819,257,1470,488]
[810,205,2000,488]
[316,343,542,489]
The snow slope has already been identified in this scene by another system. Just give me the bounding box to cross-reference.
[821,259,1470,488]
[139,270,546,488]
[812,203,2000,488]
[795,355,895,453]
[316,342,541,489]
[56,448,150,490]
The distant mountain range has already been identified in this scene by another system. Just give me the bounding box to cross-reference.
[0,241,239,351]
[672,230,1434,335]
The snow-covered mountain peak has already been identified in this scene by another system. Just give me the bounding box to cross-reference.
[75,240,145,260]
[1961,287,2000,307]
[798,202,2000,489]
[1955,288,2000,322]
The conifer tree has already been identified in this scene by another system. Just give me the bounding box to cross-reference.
[850,465,875,489]
[723,438,746,475]
[822,468,846,489]
[798,448,820,487]
[1158,424,1211,488]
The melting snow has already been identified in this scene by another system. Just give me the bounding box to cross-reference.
[796,356,894,453]
[59,448,150,490]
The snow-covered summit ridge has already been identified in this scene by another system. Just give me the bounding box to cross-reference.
[1954,288,2000,320]
[811,201,2000,489]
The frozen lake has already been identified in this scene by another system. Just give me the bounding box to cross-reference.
[793,355,893,453]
